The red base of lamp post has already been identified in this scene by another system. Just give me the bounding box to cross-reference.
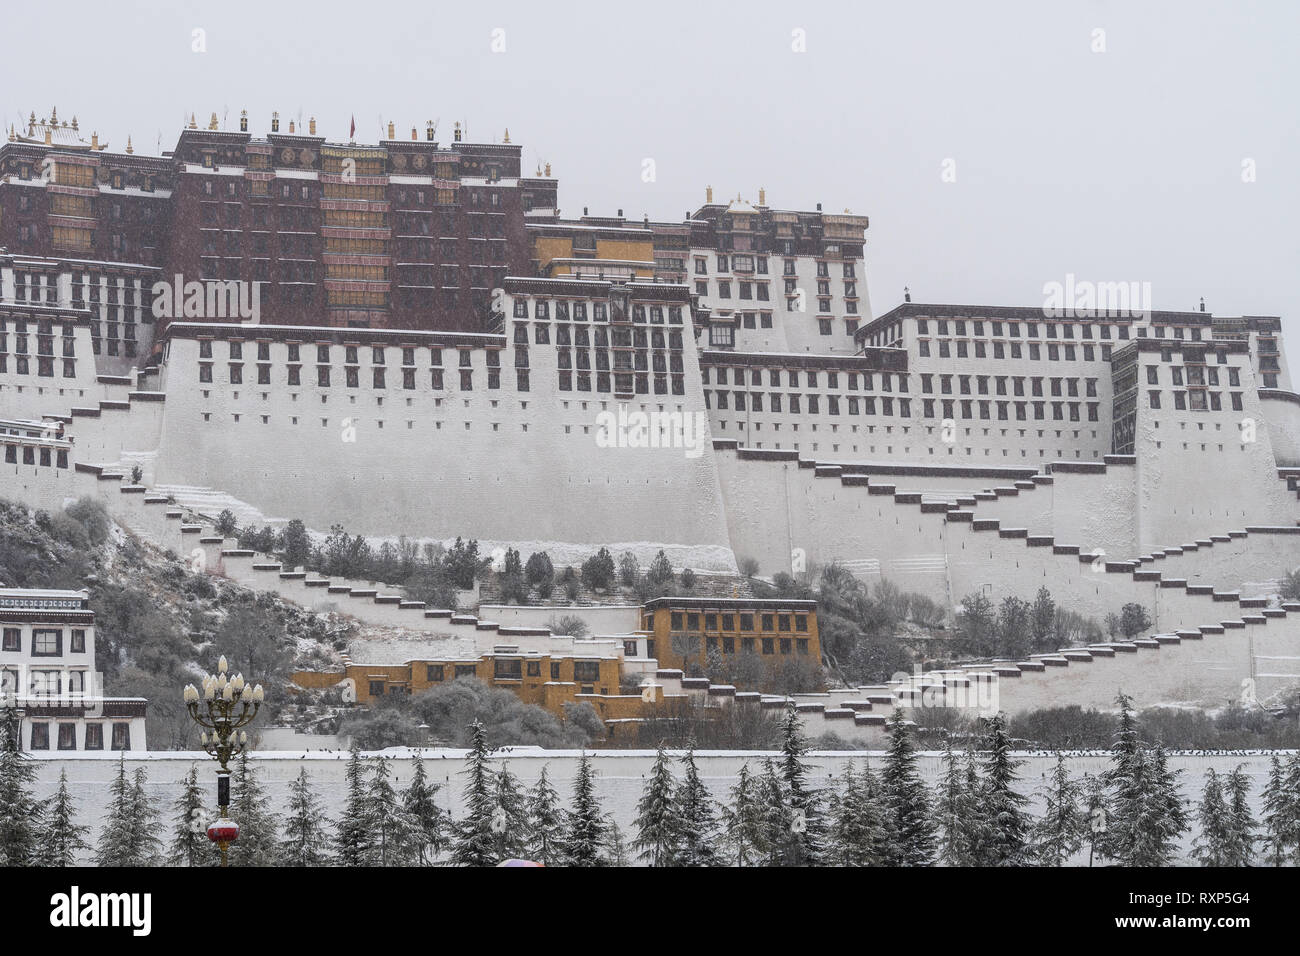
[208,817,239,867]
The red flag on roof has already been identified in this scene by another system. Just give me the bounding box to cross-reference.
[349,115,356,140]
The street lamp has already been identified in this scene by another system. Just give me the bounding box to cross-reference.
[182,655,265,866]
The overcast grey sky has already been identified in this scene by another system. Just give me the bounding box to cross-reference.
[8,1,1298,367]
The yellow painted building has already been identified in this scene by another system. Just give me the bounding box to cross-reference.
[290,599,823,727]
[530,220,656,280]
[639,597,822,675]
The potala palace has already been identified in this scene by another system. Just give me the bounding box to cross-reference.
[3,110,1300,747]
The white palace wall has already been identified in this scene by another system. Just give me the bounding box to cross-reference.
[149,330,736,571]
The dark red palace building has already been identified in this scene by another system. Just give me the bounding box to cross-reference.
[0,109,557,360]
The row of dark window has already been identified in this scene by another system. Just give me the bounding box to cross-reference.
[0,356,76,377]
[27,722,131,751]
[511,300,685,324]
[1,445,70,467]
[668,611,810,633]
[1,627,86,655]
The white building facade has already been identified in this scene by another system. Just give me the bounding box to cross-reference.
[0,587,147,751]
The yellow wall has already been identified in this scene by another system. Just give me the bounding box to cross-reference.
[533,236,573,272]
[306,655,624,709]
[646,603,821,674]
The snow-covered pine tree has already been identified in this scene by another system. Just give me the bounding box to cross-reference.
[777,707,825,865]
[1260,753,1300,866]
[167,764,211,867]
[674,744,719,866]
[335,742,374,866]
[721,763,768,867]
[279,768,332,867]
[604,816,630,866]
[562,752,608,867]
[494,763,530,860]
[1151,745,1190,860]
[934,736,979,866]
[1105,692,1141,792]
[858,759,890,865]
[0,711,39,866]
[829,763,879,867]
[450,721,500,867]
[758,758,791,867]
[36,769,91,867]
[880,709,935,866]
[632,743,680,866]
[1191,768,1232,866]
[95,755,136,866]
[228,751,279,867]
[525,766,564,866]
[1224,765,1256,867]
[130,768,164,866]
[1032,752,1084,866]
[977,713,1031,866]
[1081,772,1112,865]
[402,752,448,866]
[367,756,417,866]
[1110,744,1187,867]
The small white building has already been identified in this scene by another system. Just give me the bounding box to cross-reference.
[0,587,147,751]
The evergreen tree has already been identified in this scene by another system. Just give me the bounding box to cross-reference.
[777,707,825,865]
[279,769,332,867]
[105,763,163,866]
[1030,586,1057,651]
[632,744,680,866]
[1224,765,1256,867]
[934,736,979,866]
[167,764,210,867]
[367,756,417,866]
[758,758,791,866]
[721,763,768,866]
[1106,692,1142,784]
[0,711,39,866]
[646,550,675,588]
[1032,752,1084,866]
[880,709,935,866]
[494,764,530,860]
[402,753,448,866]
[829,763,885,867]
[977,713,1030,866]
[858,760,891,865]
[525,767,565,866]
[95,755,136,866]
[1110,744,1188,867]
[604,817,630,866]
[562,753,607,866]
[1081,773,1112,865]
[1191,768,1233,866]
[335,743,373,866]
[228,751,279,867]
[36,769,91,867]
[674,745,719,866]
[1260,753,1300,866]
[126,770,162,868]
[450,721,500,866]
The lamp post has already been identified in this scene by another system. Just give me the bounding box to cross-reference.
[182,655,264,867]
